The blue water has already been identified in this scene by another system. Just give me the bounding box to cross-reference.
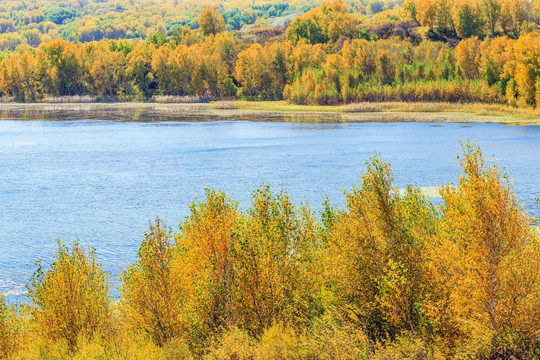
[0,120,539,301]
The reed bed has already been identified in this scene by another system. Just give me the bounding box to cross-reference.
[152,95,212,103]
[210,101,238,109]
[43,95,96,103]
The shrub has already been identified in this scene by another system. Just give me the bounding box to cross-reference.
[0,295,19,358]
[27,240,111,351]
[121,219,181,346]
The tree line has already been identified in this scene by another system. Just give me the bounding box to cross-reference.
[1,143,540,359]
[1,0,540,107]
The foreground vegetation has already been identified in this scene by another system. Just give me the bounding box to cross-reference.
[1,143,539,359]
[2,0,540,108]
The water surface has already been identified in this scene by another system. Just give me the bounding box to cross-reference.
[0,120,538,300]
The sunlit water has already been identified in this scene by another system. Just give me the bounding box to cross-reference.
[0,120,539,301]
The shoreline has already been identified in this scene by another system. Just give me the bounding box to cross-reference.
[0,101,539,125]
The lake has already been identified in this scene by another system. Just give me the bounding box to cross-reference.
[0,120,539,301]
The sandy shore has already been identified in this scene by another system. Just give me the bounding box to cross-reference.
[0,101,539,125]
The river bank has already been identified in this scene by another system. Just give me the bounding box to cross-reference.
[0,101,539,125]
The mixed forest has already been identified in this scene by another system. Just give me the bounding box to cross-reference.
[0,0,540,107]
[1,144,540,359]
[1,0,540,358]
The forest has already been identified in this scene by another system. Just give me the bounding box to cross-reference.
[1,0,540,107]
[1,143,539,359]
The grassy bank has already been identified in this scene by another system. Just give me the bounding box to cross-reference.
[0,101,539,125]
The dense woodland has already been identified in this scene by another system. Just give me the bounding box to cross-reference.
[1,0,540,107]
[1,144,540,359]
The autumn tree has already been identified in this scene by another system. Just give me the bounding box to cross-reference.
[125,43,155,98]
[213,33,239,76]
[0,296,18,359]
[27,240,110,351]
[121,219,181,347]
[509,33,540,106]
[199,7,226,36]
[500,0,529,37]
[234,186,321,336]
[197,36,231,97]
[321,0,360,42]
[86,43,127,98]
[480,35,512,87]
[22,28,42,47]
[287,15,328,45]
[0,55,26,101]
[172,190,243,350]
[38,40,85,96]
[434,0,455,34]
[236,42,293,100]
[454,36,481,79]
[481,0,501,37]
[289,40,326,76]
[286,0,358,45]
[415,0,438,29]
[428,143,540,357]
[151,46,175,95]
[327,154,436,339]
[402,0,418,22]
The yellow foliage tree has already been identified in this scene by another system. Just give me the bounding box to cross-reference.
[327,154,436,339]
[27,240,110,351]
[427,143,540,357]
[236,42,292,100]
[454,36,481,79]
[509,33,540,107]
[198,7,226,36]
[172,190,243,350]
[415,0,438,29]
[0,296,19,358]
[234,186,320,336]
[121,218,182,346]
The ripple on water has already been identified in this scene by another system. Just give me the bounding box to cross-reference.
[0,120,538,300]
[0,280,26,297]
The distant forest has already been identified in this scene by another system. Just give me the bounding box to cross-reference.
[1,0,540,107]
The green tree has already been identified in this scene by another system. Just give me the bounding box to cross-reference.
[454,2,482,38]
[482,0,501,36]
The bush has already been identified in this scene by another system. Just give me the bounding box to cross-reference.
[27,240,111,351]
[0,296,19,358]
[204,327,255,360]
[121,219,181,346]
